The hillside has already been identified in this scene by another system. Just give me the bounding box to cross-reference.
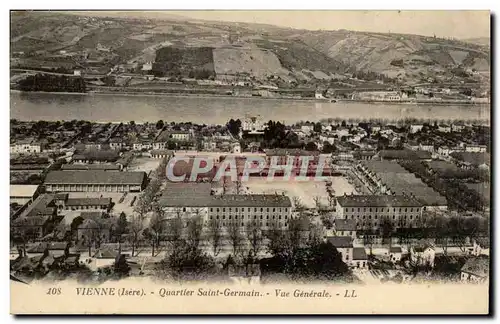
[10,11,490,85]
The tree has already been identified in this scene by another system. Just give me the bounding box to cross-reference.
[363,232,375,256]
[165,210,184,244]
[206,218,223,257]
[148,204,165,256]
[227,119,242,138]
[313,196,322,210]
[186,215,204,252]
[305,141,318,151]
[156,120,165,130]
[434,215,450,255]
[380,217,394,245]
[246,221,264,256]
[128,214,144,257]
[292,196,304,211]
[115,212,128,241]
[166,240,215,279]
[307,241,350,279]
[134,193,151,222]
[226,220,244,257]
[266,220,288,257]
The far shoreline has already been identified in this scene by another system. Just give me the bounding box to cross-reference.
[10,89,491,107]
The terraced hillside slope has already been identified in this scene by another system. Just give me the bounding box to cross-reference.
[11,11,490,85]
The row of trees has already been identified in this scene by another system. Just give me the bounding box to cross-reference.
[400,161,488,211]
[361,212,489,255]
[18,74,86,93]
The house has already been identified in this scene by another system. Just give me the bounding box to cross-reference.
[460,257,489,283]
[326,236,353,264]
[10,184,41,205]
[404,140,420,151]
[150,149,173,159]
[471,238,490,256]
[109,138,123,150]
[63,197,112,211]
[10,139,42,154]
[452,124,466,132]
[231,143,241,154]
[437,146,452,156]
[133,141,153,151]
[389,246,403,262]
[153,142,168,150]
[410,241,435,268]
[44,171,147,193]
[410,124,424,134]
[203,140,217,151]
[352,247,368,269]
[438,124,452,133]
[72,150,120,164]
[242,116,267,134]
[333,219,356,239]
[88,248,120,271]
[170,131,192,141]
[419,143,434,153]
[465,145,487,153]
[26,242,68,258]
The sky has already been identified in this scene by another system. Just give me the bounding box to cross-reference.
[175,11,491,39]
[74,10,491,39]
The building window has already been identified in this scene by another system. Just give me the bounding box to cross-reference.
[229,208,232,212]
[260,215,263,219]
[260,208,263,212]
[248,208,251,212]
[223,208,226,212]
[217,208,219,212]
[410,208,413,212]
[267,215,269,219]
[266,208,269,212]
[393,208,396,212]
[273,208,275,212]
[223,215,225,219]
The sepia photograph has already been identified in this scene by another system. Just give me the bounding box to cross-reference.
[8,9,491,315]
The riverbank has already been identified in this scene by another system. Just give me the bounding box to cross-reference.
[11,89,490,107]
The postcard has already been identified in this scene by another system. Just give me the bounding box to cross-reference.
[9,10,491,315]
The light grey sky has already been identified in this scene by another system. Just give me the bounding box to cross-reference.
[176,11,490,39]
[70,10,491,39]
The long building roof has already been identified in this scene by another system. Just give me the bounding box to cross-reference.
[159,183,292,208]
[337,195,423,208]
[44,171,146,185]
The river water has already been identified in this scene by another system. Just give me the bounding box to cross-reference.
[10,91,490,124]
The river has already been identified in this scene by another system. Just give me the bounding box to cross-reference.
[10,91,490,124]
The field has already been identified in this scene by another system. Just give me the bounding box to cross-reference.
[127,156,161,173]
[245,176,356,208]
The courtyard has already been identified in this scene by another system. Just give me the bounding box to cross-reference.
[245,175,357,209]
